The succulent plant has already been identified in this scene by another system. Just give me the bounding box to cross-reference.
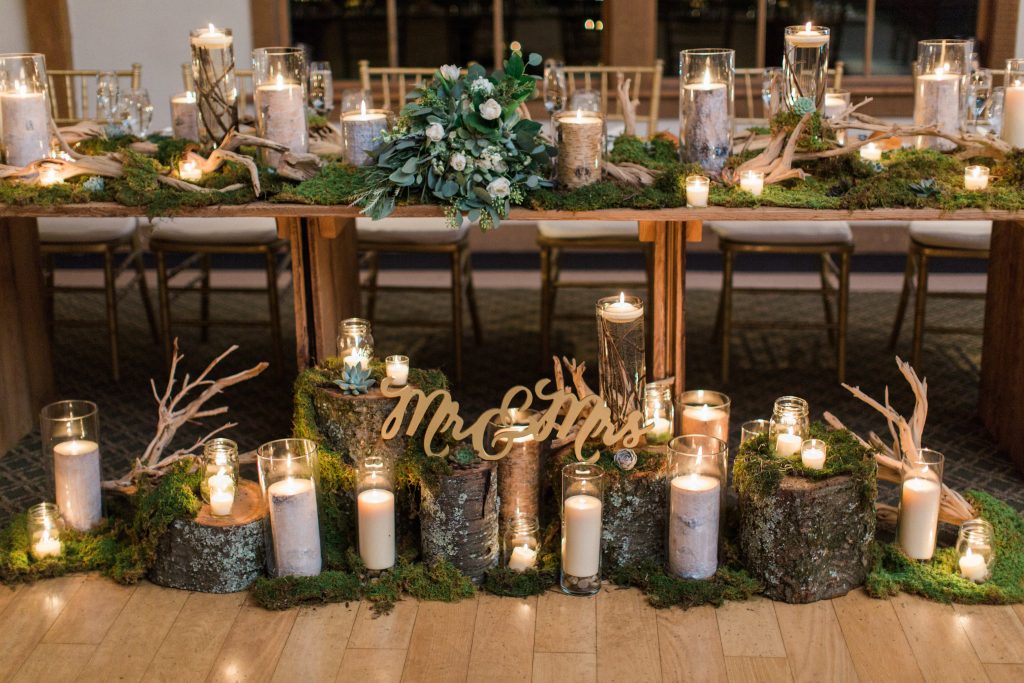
[792,96,816,116]
[333,364,376,395]
[909,178,940,198]
[83,176,105,193]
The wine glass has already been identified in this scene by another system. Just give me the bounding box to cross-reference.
[543,59,566,115]
[761,67,784,119]
[95,71,120,123]
[308,61,334,116]
[121,88,153,136]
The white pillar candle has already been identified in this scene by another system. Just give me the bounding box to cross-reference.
[357,488,396,570]
[255,77,308,166]
[685,175,710,208]
[599,291,643,323]
[775,433,803,457]
[557,110,604,188]
[669,473,721,579]
[914,70,961,151]
[562,494,602,578]
[53,439,102,532]
[508,544,537,572]
[682,77,730,173]
[859,142,882,161]
[0,87,49,167]
[964,165,989,191]
[268,476,322,576]
[801,446,826,469]
[32,526,62,559]
[681,404,728,442]
[170,92,200,141]
[739,170,764,196]
[1001,84,1024,147]
[958,548,988,582]
[207,468,235,516]
[385,357,409,386]
[898,477,941,560]
[342,102,389,166]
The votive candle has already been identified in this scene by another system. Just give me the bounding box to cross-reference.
[739,170,764,196]
[964,165,989,191]
[685,174,710,208]
[860,142,882,161]
[385,355,409,387]
[800,438,827,470]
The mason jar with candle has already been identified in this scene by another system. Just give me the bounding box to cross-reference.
[555,109,605,188]
[595,294,646,431]
[678,389,730,443]
[40,400,102,532]
[964,165,989,191]
[356,455,396,572]
[257,438,322,577]
[0,53,50,166]
[504,512,539,572]
[956,518,995,583]
[200,438,239,517]
[190,25,238,143]
[1000,59,1024,148]
[561,462,604,595]
[337,317,374,369]
[341,100,391,166]
[783,24,830,112]
[644,382,675,445]
[914,39,972,151]
[253,47,309,166]
[898,448,944,560]
[679,48,734,174]
[489,407,545,536]
[667,435,727,579]
[768,396,810,457]
[27,502,65,560]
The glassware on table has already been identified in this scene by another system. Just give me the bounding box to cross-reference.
[667,435,727,579]
[543,59,567,115]
[95,71,120,123]
[121,87,153,136]
[762,66,784,119]
[340,88,373,114]
[913,38,972,150]
[200,438,239,517]
[740,418,770,446]
[0,53,51,166]
[824,88,851,145]
[308,60,334,116]
[40,399,102,532]
[503,512,540,572]
[569,88,600,112]
[337,317,374,368]
[560,462,604,595]
[956,518,995,583]
[356,454,396,572]
[257,438,322,577]
[897,448,944,561]
[27,502,65,560]
[768,396,810,457]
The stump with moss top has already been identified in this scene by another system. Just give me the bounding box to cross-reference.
[311,385,406,465]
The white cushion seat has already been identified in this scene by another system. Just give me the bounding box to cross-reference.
[38,217,138,243]
[146,217,279,245]
[536,220,638,240]
[908,221,992,251]
[708,220,853,245]
[356,217,470,244]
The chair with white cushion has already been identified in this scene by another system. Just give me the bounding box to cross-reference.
[889,221,991,368]
[536,220,652,361]
[708,221,853,383]
[147,217,287,370]
[358,217,482,383]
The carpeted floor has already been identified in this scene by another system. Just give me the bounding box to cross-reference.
[2,269,1020,523]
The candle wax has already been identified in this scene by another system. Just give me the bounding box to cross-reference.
[776,433,803,457]
[32,530,62,559]
[358,488,396,570]
[268,476,322,576]
[959,549,988,582]
[801,447,826,469]
[508,544,538,572]
[1001,85,1024,148]
[898,476,941,560]
[563,494,602,578]
[669,473,721,579]
[386,362,409,386]
[601,295,643,323]
[53,439,103,532]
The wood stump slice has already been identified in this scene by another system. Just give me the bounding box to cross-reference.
[602,455,666,571]
[312,385,406,464]
[738,474,875,603]
[149,479,267,593]
[420,459,499,580]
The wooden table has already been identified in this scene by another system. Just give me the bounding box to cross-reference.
[2,204,1022,472]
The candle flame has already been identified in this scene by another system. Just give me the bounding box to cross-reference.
[575,108,582,122]
[360,99,367,116]
[702,69,711,86]
[965,547,974,557]
[618,291,625,304]
[14,80,27,95]
[275,73,284,88]
[804,21,812,32]
[207,23,216,34]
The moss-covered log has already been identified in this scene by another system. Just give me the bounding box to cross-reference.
[311,385,406,465]
[420,459,499,580]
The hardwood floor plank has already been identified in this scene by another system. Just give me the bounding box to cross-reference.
[716,597,786,658]
[0,575,83,681]
[43,574,134,644]
[656,605,728,683]
[534,590,596,654]
[984,663,1024,682]
[891,594,989,683]
[272,603,358,683]
[337,648,406,682]
[954,604,1024,664]
[832,590,924,683]
[347,600,418,650]
[532,652,597,683]
[400,598,478,683]
[206,601,297,683]
[11,642,94,683]
[724,657,794,683]
[773,600,857,683]
[143,591,246,683]
[467,594,536,683]
[77,581,188,683]
[0,585,21,618]
[595,588,661,683]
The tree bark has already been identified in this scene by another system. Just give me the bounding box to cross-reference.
[312,385,406,465]
[601,464,666,571]
[420,459,499,580]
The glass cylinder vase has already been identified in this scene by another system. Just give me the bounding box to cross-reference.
[340,102,391,166]
[200,438,238,517]
[956,518,995,583]
[667,435,727,579]
[914,39,971,151]
[679,48,734,174]
[27,502,64,560]
[337,317,374,369]
[357,455,396,571]
[560,462,604,595]
[170,91,200,141]
[555,109,605,188]
[0,53,50,166]
[504,512,539,572]
[783,24,831,112]
[257,438,322,577]
[595,293,646,431]
[190,25,238,144]
[1000,59,1024,148]
[898,448,944,561]
[489,408,544,537]
[678,389,730,443]
[40,400,102,532]
[644,382,675,445]
[824,88,851,145]
[740,419,769,446]
[308,60,334,116]
[769,395,810,457]
[253,47,309,166]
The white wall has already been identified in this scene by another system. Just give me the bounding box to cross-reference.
[1018,0,1024,57]
[66,0,253,130]
[0,0,29,54]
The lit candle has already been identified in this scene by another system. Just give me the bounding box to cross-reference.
[599,291,643,323]
[192,23,232,49]
[800,439,827,470]
[776,433,803,457]
[255,73,308,165]
[342,100,389,166]
[207,467,235,517]
[739,170,764,196]
[385,355,409,387]
[178,159,202,182]
[685,174,710,208]
[859,142,882,161]
[898,476,941,560]
[824,93,847,118]
[267,476,322,576]
[964,165,989,191]
[647,416,673,445]
[0,82,49,166]
[680,403,728,442]
[508,544,538,572]
[682,70,730,174]
[915,65,961,151]
[556,108,604,188]
[170,91,200,141]
[562,494,602,578]
[668,466,721,579]
[343,352,369,371]
[53,439,102,532]
[357,487,396,570]
[39,165,63,186]
[32,523,62,559]
[785,22,829,48]
[1001,76,1024,147]
[958,547,988,582]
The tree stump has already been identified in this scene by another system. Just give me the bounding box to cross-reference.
[149,479,267,593]
[496,436,546,536]
[602,460,666,571]
[420,459,499,580]
[738,474,875,603]
[312,386,406,464]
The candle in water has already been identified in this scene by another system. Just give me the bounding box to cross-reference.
[385,355,409,386]
[192,23,232,49]
[959,548,988,582]
[964,165,989,191]
[207,467,235,517]
[357,487,396,570]
[267,476,322,576]
[739,170,764,196]
[860,142,882,161]
[508,544,538,572]
[898,476,941,560]
[776,433,803,457]
[685,175,710,207]
[785,22,830,48]
[0,83,49,166]
[562,494,602,578]
[668,471,721,579]
[681,403,728,442]
[600,291,643,323]
[178,159,202,182]
[53,439,103,532]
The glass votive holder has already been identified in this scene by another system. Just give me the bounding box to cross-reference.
[27,502,64,560]
[956,518,995,583]
[898,448,944,561]
[555,109,605,188]
[667,435,727,579]
[337,317,374,369]
[177,158,202,182]
[739,169,765,196]
[252,47,309,166]
[561,462,604,595]
[964,165,989,191]
[357,455,396,571]
[307,60,334,115]
[200,438,238,517]
[40,400,102,532]
[643,382,675,445]
[257,438,322,577]
[385,355,409,387]
[769,396,810,457]
[679,48,735,174]
[685,175,710,208]
[740,419,770,446]
[800,438,827,470]
[914,39,972,151]
[504,513,540,572]
[678,389,730,443]
[823,88,851,145]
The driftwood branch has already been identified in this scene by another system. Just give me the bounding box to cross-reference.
[615,73,639,137]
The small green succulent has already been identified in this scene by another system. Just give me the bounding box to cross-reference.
[792,96,816,116]
[909,178,940,198]
[333,363,376,395]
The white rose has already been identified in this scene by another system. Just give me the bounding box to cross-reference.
[470,77,494,95]
[450,153,466,171]
[440,64,460,81]
[425,122,445,142]
[493,159,508,173]
[479,98,502,121]
[475,155,492,171]
[487,177,511,199]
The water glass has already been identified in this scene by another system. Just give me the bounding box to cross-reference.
[95,71,120,123]
[121,88,153,136]
[543,59,567,114]
[308,60,334,115]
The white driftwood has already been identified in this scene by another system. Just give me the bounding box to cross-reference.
[616,73,639,138]
[603,161,656,186]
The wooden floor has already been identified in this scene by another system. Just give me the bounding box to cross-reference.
[1,575,1023,682]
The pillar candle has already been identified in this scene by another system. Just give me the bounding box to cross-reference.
[562,494,602,577]
[776,433,803,457]
[508,544,537,572]
[898,476,941,560]
[255,77,308,166]
[669,473,721,579]
[53,439,102,532]
[557,110,604,188]
[170,93,200,141]
[681,404,728,442]
[682,76,730,173]
[1001,84,1024,147]
[0,88,49,167]
[914,70,961,151]
[268,476,322,576]
[342,103,388,166]
[358,488,396,570]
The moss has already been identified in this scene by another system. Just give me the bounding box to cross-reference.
[250,571,362,610]
[73,134,138,156]
[272,163,370,205]
[611,559,762,609]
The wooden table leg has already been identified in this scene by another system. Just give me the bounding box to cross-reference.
[979,220,1024,471]
[640,220,693,397]
[0,218,55,451]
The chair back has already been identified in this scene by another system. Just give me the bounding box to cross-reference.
[562,61,664,136]
[47,64,142,125]
[358,61,457,111]
[735,62,844,119]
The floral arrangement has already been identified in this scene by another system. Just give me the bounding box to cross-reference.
[355,50,554,229]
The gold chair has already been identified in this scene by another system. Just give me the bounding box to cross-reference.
[563,61,664,137]
[358,62,441,111]
[889,221,991,368]
[734,63,844,118]
[47,64,142,125]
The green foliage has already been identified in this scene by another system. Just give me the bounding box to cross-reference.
[333,363,376,394]
[250,571,362,610]
[611,560,762,609]
[272,163,369,205]
[608,133,683,170]
[73,134,137,155]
